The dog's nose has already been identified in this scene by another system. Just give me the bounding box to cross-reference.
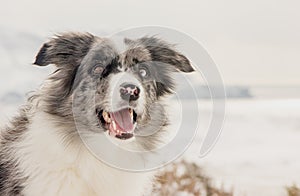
[120,83,140,101]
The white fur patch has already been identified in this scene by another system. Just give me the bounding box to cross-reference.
[15,111,154,196]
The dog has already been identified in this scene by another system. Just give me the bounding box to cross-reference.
[0,32,194,196]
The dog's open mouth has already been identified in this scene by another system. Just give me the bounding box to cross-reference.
[97,108,137,140]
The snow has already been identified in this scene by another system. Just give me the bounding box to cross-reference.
[185,99,300,196]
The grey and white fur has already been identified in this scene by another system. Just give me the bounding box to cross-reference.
[0,32,194,196]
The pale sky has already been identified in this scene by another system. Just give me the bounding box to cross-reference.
[1,0,299,86]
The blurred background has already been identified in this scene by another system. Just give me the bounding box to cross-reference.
[1,0,300,195]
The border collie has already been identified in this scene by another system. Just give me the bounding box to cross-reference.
[0,32,194,196]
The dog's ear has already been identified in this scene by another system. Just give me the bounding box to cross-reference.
[137,37,195,73]
[33,32,95,68]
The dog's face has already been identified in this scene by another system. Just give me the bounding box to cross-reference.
[34,33,194,148]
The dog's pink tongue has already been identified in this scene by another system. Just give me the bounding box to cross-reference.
[110,109,134,132]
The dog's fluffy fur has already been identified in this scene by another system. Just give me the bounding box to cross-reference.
[0,32,194,196]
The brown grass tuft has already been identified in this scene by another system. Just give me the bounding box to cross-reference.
[286,184,300,196]
[152,160,233,196]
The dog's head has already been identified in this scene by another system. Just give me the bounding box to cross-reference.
[34,32,194,148]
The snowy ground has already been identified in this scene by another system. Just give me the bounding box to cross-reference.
[185,99,300,196]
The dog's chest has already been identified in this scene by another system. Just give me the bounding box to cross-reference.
[16,115,153,196]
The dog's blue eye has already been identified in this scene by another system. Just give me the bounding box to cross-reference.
[139,68,147,77]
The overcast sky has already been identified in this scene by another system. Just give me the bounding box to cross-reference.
[1,0,299,86]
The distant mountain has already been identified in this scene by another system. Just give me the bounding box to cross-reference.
[176,84,252,99]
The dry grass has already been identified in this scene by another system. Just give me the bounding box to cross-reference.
[152,160,300,196]
[286,184,300,196]
[152,160,233,196]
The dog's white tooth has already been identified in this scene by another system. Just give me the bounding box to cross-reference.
[103,111,111,123]
[103,111,107,116]
[112,120,116,130]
